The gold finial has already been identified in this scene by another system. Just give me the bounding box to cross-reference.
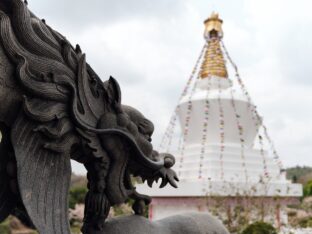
[203,12,224,41]
[200,12,228,79]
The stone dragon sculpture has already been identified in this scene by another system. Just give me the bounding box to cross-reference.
[0,0,178,233]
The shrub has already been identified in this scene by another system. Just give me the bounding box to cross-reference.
[0,218,10,234]
[241,221,277,234]
[70,225,82,234]
[69,186,88,209]
[298,217,312,228]
[287,211,297,217]
[303,180,312,197]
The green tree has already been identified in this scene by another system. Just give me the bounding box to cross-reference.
[286,166,312,182]
[292,175,298,183]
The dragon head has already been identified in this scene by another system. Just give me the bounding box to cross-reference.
[94,78,178,205]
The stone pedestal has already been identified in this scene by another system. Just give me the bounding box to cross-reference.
[99,213,229,234]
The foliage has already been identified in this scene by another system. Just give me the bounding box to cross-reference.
[303,181,312,197]
[298,217,312,228]
[70,225,82,234]
[112,199,149,218]
[69,186,88,209]
[0,218,10,234]
[286,166,312,183]
[240,221,277,234]
[113,203,133,217]
[287,210,297,217]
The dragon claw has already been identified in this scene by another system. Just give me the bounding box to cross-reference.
[157,167,179,189]
[159,178,168,188]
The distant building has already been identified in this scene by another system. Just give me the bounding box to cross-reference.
[138,13,302,228]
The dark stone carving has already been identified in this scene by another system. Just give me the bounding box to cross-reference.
[0,1,178,233]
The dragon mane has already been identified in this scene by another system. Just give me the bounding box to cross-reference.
[0,1,113,232]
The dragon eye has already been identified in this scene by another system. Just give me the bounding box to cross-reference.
[138,125,145,134]
[138,125,152,142]
[138,120,154,135]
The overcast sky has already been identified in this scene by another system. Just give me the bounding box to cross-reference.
[28,0,312,174]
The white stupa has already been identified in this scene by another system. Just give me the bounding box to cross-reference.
[137,13,302,227]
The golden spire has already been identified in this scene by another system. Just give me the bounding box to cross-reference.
[199,12,228,79]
